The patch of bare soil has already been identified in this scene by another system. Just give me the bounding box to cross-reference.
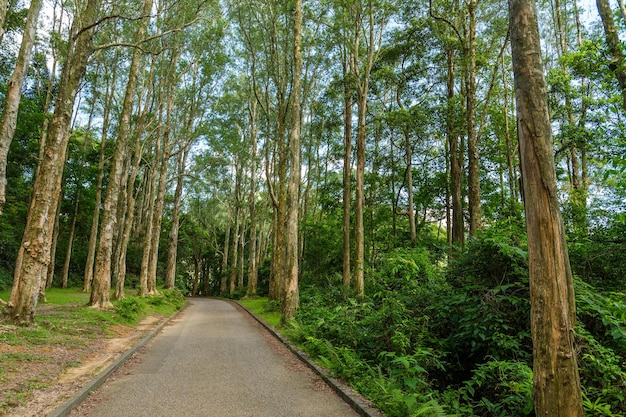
[1,316,164,417]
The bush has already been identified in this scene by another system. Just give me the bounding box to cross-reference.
[114,297,147,323]
[447,360,533,417]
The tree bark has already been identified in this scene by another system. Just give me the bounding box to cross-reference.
[4,0,102,324]
[282,0,303,322]
[509,0,584,414]
[0,0,43,215]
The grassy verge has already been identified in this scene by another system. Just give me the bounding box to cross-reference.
[238,297,281,328]
[0,287,186,415]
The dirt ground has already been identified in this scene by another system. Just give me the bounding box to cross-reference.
[0,316,164,417]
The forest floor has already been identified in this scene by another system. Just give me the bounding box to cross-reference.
[0,303,166,417]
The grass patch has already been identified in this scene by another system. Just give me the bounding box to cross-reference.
[239,297,281,328]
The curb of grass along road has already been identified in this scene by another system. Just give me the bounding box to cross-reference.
[234,301,384,417]
[47,303,188,417]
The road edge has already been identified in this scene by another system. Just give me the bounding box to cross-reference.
[46,303,189,417]
[233,301,384,417]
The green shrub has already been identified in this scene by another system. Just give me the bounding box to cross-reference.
[452,360,533,417]
[114,297,147,323]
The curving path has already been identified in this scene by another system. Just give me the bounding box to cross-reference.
[72,298,360,417]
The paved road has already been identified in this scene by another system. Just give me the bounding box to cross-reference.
[76,298,360,417]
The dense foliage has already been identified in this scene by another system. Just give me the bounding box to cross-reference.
[287,224,626,416]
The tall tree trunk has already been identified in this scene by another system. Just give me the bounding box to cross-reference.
[597,0,626,111]
[45,186,63,292]
[165,143,189,290]
[466,0,481,236]
[404,128,416,244]
[147,52,179,295]
[83,56,118,292]
[502,54,518,206]
[4,0,102,324]
[447,50,464,247]
[246,99,259,296]
[139,137,159,297]
[0,0,43,214]
[350,0,381,298]
[509,0,583,414]
[91,0,152,308]
[220,214,231,295]
[237,225,245,290]
[114,70,153,300]
[342,51,353,288]
[282,0,303,322]
[0,0,7,42]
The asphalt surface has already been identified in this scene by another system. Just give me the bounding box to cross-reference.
[73,298,361,417]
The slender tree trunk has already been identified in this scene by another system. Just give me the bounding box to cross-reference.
[342,52,353,288]
[114,74,153,300]
[466,0,481,236]
[509,0,583,414]
[0,0,43,214]
[404,129,416,244]
[447,50,464,247]
[282,0,302,322]
[354,85,366,298]
[229,209,239,295]
[237,225,245,290]
[597,0,626,111]
[84,57,117,292]
[4,0,101,324]
[0,0,7,42]
[502,54,518,206]
[246,99,259,296]
[91,0,152,308]
[220,215,231,295]
[139,138,159,297]
[165,144,189,290]
[45,186,63,291]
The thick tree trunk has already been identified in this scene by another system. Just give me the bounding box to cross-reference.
[282,0,302,322]
[4,0,101,324]
[0,0,43,214]
[597,0,626,111]
[509,0,583,414]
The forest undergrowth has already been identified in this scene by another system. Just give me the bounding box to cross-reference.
[272,221,626,417]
